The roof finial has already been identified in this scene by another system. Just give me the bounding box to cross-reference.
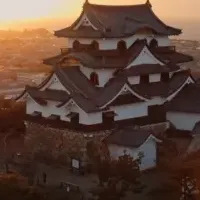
[146,0,152,8]
[83,0,89,8]
[85,0,89,4]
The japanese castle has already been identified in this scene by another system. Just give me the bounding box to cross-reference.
[17,0,199,133]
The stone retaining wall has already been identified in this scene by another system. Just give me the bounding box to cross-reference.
[24,121,169,165]
[24,121,112,165]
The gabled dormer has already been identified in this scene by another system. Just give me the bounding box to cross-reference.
[73,12,98,31]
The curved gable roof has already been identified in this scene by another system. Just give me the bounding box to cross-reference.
[166,83,200,114]
[55,3,181,38]
[130,70,191,99]
[104,127,153,148]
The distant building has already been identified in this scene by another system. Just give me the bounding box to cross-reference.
[16,1,198,136]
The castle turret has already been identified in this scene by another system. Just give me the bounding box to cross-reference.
[17,1,194,132]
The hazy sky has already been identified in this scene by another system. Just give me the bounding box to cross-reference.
[0,0,198,22]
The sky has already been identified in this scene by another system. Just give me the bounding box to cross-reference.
[0,0,199,29]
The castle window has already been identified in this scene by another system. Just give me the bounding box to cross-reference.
[161,73,169,82]
[90,72,99,86]
[149,39,158,48]
[140,75,149,84]
[73,40,80,50]
[91,41,99,50]
[117,40,127,51]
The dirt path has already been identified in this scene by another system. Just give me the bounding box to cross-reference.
[35,163,98,194]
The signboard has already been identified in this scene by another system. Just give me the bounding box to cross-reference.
[72,159,80,169]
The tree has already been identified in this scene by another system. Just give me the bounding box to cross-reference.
[149,138,200,200]
[90,153,144,200]
[0,172,46,200]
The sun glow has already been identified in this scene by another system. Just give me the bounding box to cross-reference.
[0,0,69,21]
[0,0,198,28]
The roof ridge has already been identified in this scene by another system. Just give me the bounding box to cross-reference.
[85,3,147,8]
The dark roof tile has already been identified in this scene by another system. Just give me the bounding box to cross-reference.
[192,121,200,135]
[104,127,152,148]
[154,48,193,64]
[166,83,200,113]
[124,64,179,76]
[43,40,192,68]
[55,3,181,38]
[130,70,190,98]
[26,86,70,102]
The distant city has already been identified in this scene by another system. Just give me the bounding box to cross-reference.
[0,26,199,98]
[1,18,200,40]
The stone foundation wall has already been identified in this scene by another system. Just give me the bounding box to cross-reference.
[24,121,112,165]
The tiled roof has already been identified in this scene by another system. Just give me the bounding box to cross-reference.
[62,52,126,69]
[43,44,192,67]
[43,54,63,66]
[130,70,191,98]
[192,121,200,135]
[46,39,146,69]
[54,67,100,112]
[123,64,179,76]
[20,66,192,113]
[26,86,70,103]
[104,127,152,148]
[55,3,181,38]
[54,66,128,109]
[154,48,194,64]
[95,75,128,106]
[107,93,144,107]
[166,83,200,113]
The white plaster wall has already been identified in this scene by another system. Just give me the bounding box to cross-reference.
[111,103,148,121]
[26,92,166,125]
[137,137,157,170]
[110,97,165,122]
[108,137,157,170]
[167,112,200,131]
[154,35,170,46]
[79,112,102,125]
[41,74,68,92]
[26,97,103,125]
[149,74,161,83]
[67,35,170,50]
[127,46,164,67]
[80,65,115,87]
[128,76,140,85]
[26,98,70,122]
